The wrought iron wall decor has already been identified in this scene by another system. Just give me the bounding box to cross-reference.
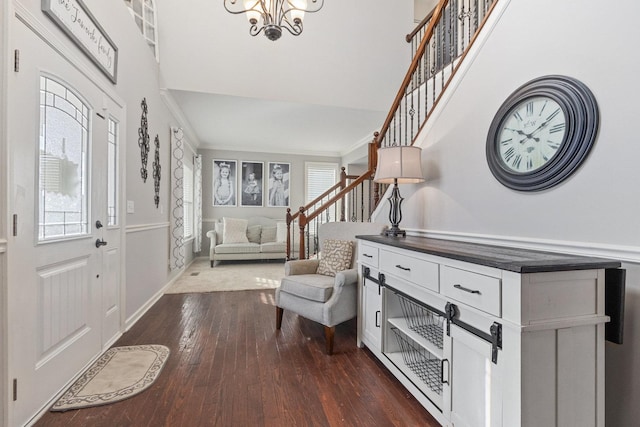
[138,98,150,182]
[153,135,161,208]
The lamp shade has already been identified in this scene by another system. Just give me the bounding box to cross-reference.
[374,145,425,184]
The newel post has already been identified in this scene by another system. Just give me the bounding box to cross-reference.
[285,208,293,260]
[298,207,307,259]
[370,133,380,207]
[339,167,346,221]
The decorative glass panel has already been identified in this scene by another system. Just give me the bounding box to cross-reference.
[107,118,119,226]
[38,76,90,241]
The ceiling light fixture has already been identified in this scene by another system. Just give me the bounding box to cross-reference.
[224,0,324,41]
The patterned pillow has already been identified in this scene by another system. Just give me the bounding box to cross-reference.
[261,226,277,244]
[316,239,354,277]
[246,225,262,243]
[222,218,249,244]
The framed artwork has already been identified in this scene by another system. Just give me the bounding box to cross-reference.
[267,162,290,207]
[212,159,237,206]
[240,161,264,207]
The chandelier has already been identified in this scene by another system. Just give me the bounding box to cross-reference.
[224,0,324,41]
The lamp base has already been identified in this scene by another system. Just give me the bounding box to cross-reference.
[383,226,406,238]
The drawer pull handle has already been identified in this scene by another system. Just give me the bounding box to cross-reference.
[454,284,481,295]
[395,264,411,271]
[363,254,373,258]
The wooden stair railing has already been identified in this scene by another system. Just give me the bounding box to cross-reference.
[285,140,378,260]
[377,0,497,150]
[286,0,499,260]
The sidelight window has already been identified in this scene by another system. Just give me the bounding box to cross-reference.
[107,118,119,226]
[38,76,90,241]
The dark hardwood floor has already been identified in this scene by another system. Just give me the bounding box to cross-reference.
[35,290,439,427]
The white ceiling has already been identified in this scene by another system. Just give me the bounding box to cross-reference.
[155,0,417,157]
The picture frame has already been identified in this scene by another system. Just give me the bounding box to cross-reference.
[240,161,264,207]
[42,0,118,83]
[267,162,290,207]
[212,159,237,207]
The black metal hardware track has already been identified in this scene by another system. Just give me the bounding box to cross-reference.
[445,302,502,364]
[384,283,446,318]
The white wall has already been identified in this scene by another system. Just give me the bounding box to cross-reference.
[394,0,640,424]
[156,0,414,113]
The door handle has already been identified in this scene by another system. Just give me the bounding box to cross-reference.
[95,220,103,229]
[95,238,108,248]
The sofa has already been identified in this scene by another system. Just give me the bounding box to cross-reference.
[206,216,290,267]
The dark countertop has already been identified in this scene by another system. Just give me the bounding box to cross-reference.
[356,235,621,273]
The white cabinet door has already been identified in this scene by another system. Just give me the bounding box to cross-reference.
[448,324,503,427]
[362,272,382,351]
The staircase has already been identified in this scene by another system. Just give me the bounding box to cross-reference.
[286,0,498,260]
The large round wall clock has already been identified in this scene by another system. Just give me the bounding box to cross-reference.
[486,75,599,191]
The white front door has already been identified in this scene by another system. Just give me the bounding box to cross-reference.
[7,18,123,426]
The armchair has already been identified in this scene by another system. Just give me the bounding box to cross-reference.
[275,221,384,354]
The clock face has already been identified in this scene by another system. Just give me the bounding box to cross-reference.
[497,96,566,173]
[486,75,599,192]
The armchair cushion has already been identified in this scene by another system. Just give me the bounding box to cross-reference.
[279,274,335,303]
[317,239,354,277]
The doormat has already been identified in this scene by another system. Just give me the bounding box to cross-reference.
[51,344,170,412]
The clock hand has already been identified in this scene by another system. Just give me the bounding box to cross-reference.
[528,118,552,137]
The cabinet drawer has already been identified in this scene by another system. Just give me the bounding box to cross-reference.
[442,266,501,316]
[380,250,439,293]
[359,243,379,267]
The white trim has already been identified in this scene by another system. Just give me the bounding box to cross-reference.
[124,254,199,331]
[199,140,344,157]
[125,222,170,233]
[159,89,200,148]
[124,280,166,331]
[405,228,640,264]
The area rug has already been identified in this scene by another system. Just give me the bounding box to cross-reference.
[51,345,169,412]
[165,258,285,294]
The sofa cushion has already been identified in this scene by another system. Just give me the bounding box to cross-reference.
[279,274,335,302]
[215,243,261,254]
[317,239,353,277]
[261,242,286,253]
[223,217,249,244]
[261,226,277,243]
[276,222,287,243]
[247,225,262,243]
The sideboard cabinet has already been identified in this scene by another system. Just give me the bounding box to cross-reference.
[357,235,620,427]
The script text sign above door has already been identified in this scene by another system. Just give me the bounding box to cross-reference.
[42,0,118,83]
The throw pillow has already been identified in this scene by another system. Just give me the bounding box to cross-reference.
[222,217,249,244]
[214,221,224,243]
[247,225,262,244]
[276,222,287,243]
[261,226,277,244]
[316,239,354,277]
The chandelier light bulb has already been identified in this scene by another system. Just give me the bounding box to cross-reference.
[224,0,324,41]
